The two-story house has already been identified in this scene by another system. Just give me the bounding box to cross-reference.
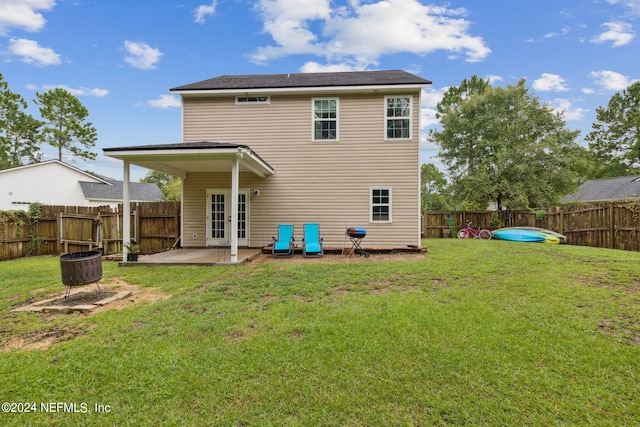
[104,70,431,262]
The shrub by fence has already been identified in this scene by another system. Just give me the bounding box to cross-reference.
[0,202,180,261]
[423,201,640,252]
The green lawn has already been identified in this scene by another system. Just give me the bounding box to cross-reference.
[1,240,639,426]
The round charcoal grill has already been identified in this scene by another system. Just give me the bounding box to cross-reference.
[345,227,369,258]
[60,250,103,297]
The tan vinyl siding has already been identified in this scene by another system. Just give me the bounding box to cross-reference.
[181,91,420,248]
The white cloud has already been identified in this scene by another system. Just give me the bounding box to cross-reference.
[485,74,503,84]
[547,98,588,121]
[123,41,163,70]
[8,38,60,66]
[0,0,55,35]
[147,94,181,109]
[606,0,640,16]
[26,83,109,97]
[251,0,490,67]
[543,26,571,39]
[533,73,570,92]
[420,86,447,129]
[299,62,357,73]
[591,22,634,47]
[194,1,217,24]
[589,70,635,91]
[47,85,108,97]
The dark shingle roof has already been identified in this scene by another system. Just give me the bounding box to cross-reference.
[561,175,640,203]
[103,141,245,152]
[171,70,431,92]
[79,177,164,202]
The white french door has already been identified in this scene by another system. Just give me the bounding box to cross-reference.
[206,189,249,247]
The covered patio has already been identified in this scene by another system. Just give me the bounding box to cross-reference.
[103,141,275,264]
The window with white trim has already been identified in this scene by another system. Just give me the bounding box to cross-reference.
[313,98,338,141]
[370,187,392,223]
[236,96,270,104]
[385,96,412,139]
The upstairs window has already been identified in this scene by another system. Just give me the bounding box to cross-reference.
[385,96,412,139]
[236,96,270,104]
[313,98,338,141]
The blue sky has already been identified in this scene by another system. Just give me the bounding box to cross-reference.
[1,0,639,181]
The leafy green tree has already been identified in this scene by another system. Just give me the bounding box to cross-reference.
[420,163,451,210]
[436,74,491,118]
[586,81,640,177]
[429,78,586,210]
[0,73,42,169]
[141,170,181,201]
[34,88,97,161]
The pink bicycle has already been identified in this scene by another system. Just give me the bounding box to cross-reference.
[457,221,492,240]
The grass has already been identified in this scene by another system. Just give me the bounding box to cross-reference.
[0,239,639,426]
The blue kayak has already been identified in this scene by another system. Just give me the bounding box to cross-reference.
[492,228,548,243]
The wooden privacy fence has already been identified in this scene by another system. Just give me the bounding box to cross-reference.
[0,202,180,261]
[423,201,640,252]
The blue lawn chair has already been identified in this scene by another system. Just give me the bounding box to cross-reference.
[302,223,324,257]
[272,224,295,256]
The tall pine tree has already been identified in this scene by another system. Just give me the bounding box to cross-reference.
[586,81,640,177]
[34,88,97,162]
[0,73,42,169]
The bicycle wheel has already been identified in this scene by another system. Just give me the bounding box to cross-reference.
[478,229,492,240]
[457,229,466,239]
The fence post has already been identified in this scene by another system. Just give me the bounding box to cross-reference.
[609,202,615,249]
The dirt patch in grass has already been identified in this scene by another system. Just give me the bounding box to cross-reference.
[53,291,118,306]
[70,279,169,314]
[252,252,427,264]
[4,328,88,351]
[3,279,170,352]
[599,316,640,346]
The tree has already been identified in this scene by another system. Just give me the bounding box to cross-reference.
[141,170,181,201]
[34,88,97,161]
[429,77,586,210]
[0,73,42,169]
[435,74,491,118]
[420,163,451,210]
[586,81,640,177]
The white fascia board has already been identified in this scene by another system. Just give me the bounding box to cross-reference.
[238,149,275,177]
[105,147,240,158]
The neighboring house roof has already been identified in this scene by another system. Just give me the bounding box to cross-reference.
[0,160,163,205]
[79,175,164,202]
[171,69,432,92]
[0,159,110,184]
[561,175,640,203]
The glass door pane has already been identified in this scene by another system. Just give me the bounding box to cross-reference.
[211,193,225,239]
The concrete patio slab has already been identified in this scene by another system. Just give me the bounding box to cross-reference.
[121,248,262,266]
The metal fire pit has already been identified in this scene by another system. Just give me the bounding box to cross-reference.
[60,250,103,297]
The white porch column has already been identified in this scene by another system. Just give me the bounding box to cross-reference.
[230,156,239,263]
[122,160,131,259]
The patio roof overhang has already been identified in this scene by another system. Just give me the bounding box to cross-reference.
[103,141,274,264]
[102,141,275,179]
